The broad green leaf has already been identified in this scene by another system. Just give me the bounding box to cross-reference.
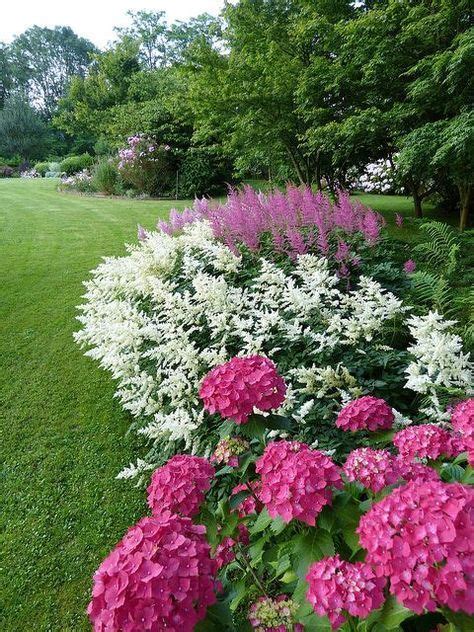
[229,489,250,509]
[365,595,413,630]
[250,507,273,534]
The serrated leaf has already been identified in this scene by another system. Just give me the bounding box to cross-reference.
[443,608,474,631]
[270,516,287,535]
[250,507,273,534]
[229,489,250,509]
[365,595,413,630]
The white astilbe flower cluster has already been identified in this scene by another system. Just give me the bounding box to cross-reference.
[405,311,473,418]
[75,221,471,471]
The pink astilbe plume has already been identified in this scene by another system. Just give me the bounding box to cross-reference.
[256,441,342,525]
[199,355,287,424]
[357,480,474,614]
[87,512,218,632]
[147,455,214,517]
[156,185,384,262]
[306,555,386,630]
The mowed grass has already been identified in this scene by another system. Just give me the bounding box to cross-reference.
[0,179,189,631]
[0,179,444,630]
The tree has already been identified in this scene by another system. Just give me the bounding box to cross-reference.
[9,26,96,117]
[0,94,51,159]
[115,10,168,70]
[0,43,14,109]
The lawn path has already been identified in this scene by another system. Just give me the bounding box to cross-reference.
[0,179,187,630]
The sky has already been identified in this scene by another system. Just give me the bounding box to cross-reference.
[0,1,227,48]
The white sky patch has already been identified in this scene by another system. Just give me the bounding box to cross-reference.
[0,0,227,48]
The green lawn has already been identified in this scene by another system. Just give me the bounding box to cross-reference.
[0,179,452,630]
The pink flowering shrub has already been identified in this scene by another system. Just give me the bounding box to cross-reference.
[393,423,454,461]
[357,480,474,614]
[343,448,400,492]
[306,555,385,629]
[87,511,218,631]
[248,595,303,631]
[157,184,384,266]
[199,355,287,424]
[214,523,249,570]
[146,455,214,517]
[255,441,342,525]
[336,395,394,432]
[117,134,176,196]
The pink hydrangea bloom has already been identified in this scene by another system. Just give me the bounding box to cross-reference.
[343,448,399,492]
[393,455,440,483]
[404,259,416,273]
[451,399,474,465]
[336,396,394,432]
[211,437,250,467]
[306,555,385,630]
[87,512,218,632]
[249,595,303,632]
[214,524,249,570]
[199,355,287,424]
[255,441,342,525]
[393,424,454,461]
[357,480,474,614]
[147,455,214,517]
[231,481,263,518]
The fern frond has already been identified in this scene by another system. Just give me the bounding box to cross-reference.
[415,221,459,275]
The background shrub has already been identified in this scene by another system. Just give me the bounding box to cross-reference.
[59,153,94,176]
[91,159,121,195]
[45,162,62,178]
[178,145,235,198]
[0,165,14,178]
[33,161,51,177]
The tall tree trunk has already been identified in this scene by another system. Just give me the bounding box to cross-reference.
[413,192,423,218]
[459,182,472,231]
[284,144,306,185]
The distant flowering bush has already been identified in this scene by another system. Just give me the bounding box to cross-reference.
[199,355,287,424]
[59,169,93,193]
[349,158,399,194]
[117,134,176,196]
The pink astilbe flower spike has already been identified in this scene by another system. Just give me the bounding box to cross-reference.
[87,512,218,632]
[306,555,385,630]
[404,259,416,274]
[147,455,214,517]
[336,396,394,432]
[199,355,287,424]
[393,424,454,461]
[357,480,474,614]
[256,441,342,525]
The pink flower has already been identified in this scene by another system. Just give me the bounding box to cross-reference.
[147,455,214,517]
[231,481,263,518]
[343,448,399,492]
[393,424,454,461]
[199,355,287,424]
[137,224,148,241]
[336,396,394,432]
[306,556,385,630]
[393,456,440,483]
[357,480,474,614]
[87,512,218,631]
[249,595,303,631]
[404,259,416,274]
[451,399,474,464]
[214,524,249,570]
[256,441,342,525]
[211,437,250,468]
[395,213,404,227]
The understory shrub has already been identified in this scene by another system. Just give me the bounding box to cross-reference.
[59,153,94,176]
[91,158,121,195]
[118,134,177,196]
[77,184,473,631]
[33,161,51,177]
[0,165,14,177]
[59,169,93,193]
[178,145,235,198]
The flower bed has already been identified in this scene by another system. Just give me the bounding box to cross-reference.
[76,185,473,630]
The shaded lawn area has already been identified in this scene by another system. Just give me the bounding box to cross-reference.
[0,179,457,630]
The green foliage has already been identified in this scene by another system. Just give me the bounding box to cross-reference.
[0,94,52,160]
[33,161,51,177]
[59,153,94,175]
[178,145,235,197]
[91,159,121,195]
